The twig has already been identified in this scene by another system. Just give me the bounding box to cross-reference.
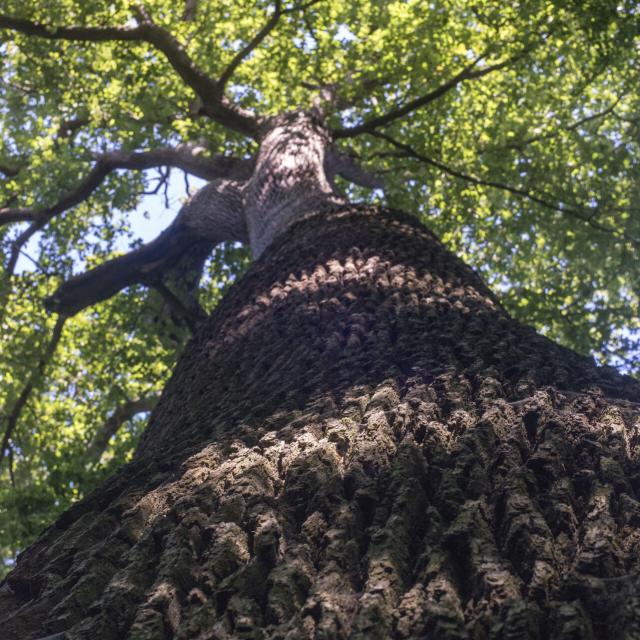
[17,249,51,275]
[371,131,639,245]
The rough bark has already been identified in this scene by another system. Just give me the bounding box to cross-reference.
[2,206,640,640]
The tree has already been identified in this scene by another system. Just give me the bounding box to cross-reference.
[0,1,639,638]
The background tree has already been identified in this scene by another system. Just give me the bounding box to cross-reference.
[0,1,639,637]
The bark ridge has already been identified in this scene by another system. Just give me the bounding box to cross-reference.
[2,207,639,640]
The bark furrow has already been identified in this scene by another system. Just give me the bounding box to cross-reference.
[2,207,639,640]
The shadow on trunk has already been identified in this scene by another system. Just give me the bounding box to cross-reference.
[2,207,639,639]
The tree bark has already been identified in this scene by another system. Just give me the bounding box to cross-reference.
[1,206,639,640]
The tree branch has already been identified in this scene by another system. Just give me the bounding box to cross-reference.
[0,317,66,469]
[88,394,159,461]
[325,148,384,189]
[4,222,42,283]
[153,279,207,333]
[0,149,250,311]
[44,177,247,317]
[372,131,638,244]
[217,0,322,90]
[44,226,201,317]
[0,146,251,292]
[0,208,36,225]
[218,0,283,89]
[0,13,143,42]
[0,146,253,230]
[303,74,389,114]
[333,51,527,139]
[0,11,261,136]
[182,0,199,22]
[488,96,624,153]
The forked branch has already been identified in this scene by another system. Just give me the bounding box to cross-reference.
[45,178,248,317]
[0,10,260,136]
[333,50,528,139]
[44,227,206,317]
[0,146,252,230]
[1,147,251,282]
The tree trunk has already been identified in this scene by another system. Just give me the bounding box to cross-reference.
[2,206,640,640]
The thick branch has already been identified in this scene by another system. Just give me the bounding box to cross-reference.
[0,317,65,468]
[131,6,258,134]
[325,148,384,189]
[88,394,159,461]
[45,177,247,317]
[0,14,143,41]
[1,147,248,285]
[44,226,203,317]
[0,12,260,136]
[372,131,638,244]
[0,207,35,224]
[103,146,254,180]
[134,6,219,102]
[333,52,525,139]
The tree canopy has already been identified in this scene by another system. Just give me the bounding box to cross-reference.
[0,0,638,574]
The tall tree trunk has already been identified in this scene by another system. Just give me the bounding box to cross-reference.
[2,206,640,640]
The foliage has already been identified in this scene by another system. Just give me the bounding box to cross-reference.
[0,0,638,573]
